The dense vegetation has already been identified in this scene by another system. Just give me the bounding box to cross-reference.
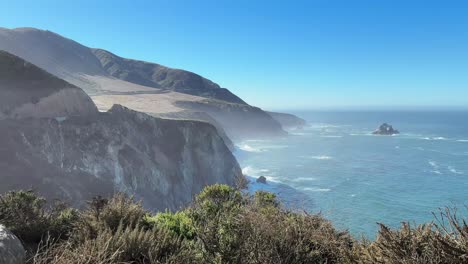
[0,186,466,264]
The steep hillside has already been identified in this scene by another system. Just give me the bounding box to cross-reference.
[0,27,288,139]
[92,48,246,104]
[0,50,97,119]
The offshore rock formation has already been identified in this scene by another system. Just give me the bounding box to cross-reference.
[372,123,400,135]
[0,27,291,139]
[0,225,25,264]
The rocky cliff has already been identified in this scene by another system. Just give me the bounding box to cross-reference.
[0,105,242,210]
[0,52,243,211]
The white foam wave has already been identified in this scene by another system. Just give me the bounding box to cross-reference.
[448,166,463,175]
[428,161,442,174]
[428,161,439,169]
[422,137,448,141]
[320,135,343,138]
[291,177,316,182]
[457,139,468,142]
[301,155,333,160]
[301,187,331,192]
[242,166,280,182]
[238,144,263,153]
[290,132,307,136]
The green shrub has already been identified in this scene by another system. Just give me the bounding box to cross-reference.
[75,193,147,242]
[145,211,196,240]
[2,186,463,264]
[254,190,279,208]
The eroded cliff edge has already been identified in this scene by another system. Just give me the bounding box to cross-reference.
[0,105,242,210]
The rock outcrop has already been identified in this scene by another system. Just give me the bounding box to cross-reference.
[0,225,25,264]
[372,123,399,135]
[256,176,267,184]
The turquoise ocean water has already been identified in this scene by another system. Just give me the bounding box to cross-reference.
[236,111,468,238]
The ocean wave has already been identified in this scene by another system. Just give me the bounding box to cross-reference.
[301,155,333,160]
[301,187,331,192]
[290,132,308,136]
[320,135,343,138]
[428,161,439,169]
[457,139,468,142]
[238,144,263,153]
[291,177,317,182]
[428,161,441,174]
[242,166,280,182]
[422,137,448,141]
[448,166,464,175]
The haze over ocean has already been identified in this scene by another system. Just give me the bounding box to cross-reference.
[237,111,468,237]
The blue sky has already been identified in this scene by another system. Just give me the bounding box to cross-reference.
[1,0,468,110]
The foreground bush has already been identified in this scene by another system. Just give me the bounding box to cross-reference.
[355,208,468,264]
[0,190,78,245]
[0,185,467,263]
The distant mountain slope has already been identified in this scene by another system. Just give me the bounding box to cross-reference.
[267,111,306,129]
[0,27,286,139]
[0,27,243,103]
[0,50,97,119]
[92,49,246,104]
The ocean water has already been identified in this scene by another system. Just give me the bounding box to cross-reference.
[235,111,468,238]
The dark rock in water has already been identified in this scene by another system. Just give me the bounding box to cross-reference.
[0,224,25,264]
[256,176,267,184]
[373,123,399,135]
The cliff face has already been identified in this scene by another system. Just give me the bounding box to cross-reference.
[0,105,242,210]
[0,51,243,211]
[0,51,97,119]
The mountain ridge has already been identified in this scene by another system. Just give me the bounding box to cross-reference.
[0,27,296,139]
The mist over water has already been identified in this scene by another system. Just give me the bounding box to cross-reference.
[236,111,468,238]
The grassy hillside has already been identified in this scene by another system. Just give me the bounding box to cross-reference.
[0,185,466,264]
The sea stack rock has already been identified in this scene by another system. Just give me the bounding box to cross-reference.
[256,176,267,184]
[0,225,25,264]
[372,123,399,135]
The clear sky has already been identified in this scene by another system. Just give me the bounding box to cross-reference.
[1,0,468,110]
